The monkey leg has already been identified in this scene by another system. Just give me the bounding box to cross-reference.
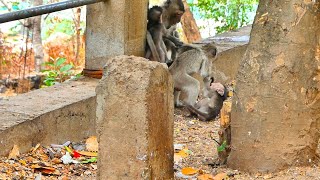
[145,49,152,59]
[155,41,166,63]
[146,31,161,62]
[160,40,170,63]
[179,75,200,106]
[174,90,184,107]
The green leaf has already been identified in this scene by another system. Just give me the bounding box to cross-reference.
[60,64,73,72]
[43,78,56,86]
[75,73,82,78]
[43,61,54,67]
[217,141,227,152]
[56,57,67,67]
[48,71,58,78]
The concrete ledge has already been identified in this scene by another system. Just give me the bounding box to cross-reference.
[201,25,252,83]
[0,78,98,156]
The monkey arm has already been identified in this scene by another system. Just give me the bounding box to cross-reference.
[163,35,183,47]
[186,105,212,121]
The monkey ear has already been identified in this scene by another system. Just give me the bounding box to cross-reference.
[209,48,217,58]
[211,48,218,57]
[210,77,214,84]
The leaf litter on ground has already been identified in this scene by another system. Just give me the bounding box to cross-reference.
[0,136,98,179]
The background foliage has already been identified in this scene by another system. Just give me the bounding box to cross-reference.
[189,0,259,34]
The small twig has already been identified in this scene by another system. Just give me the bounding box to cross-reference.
[212,139,221,146]
[23,22,30,79]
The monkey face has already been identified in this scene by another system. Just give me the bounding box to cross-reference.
[210,83,225,97]
[174,10,184,23]
[166,0,185,24]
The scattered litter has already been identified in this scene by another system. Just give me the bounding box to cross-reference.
[174,144,185,151]
[60,152,79,164]
[51,141,71,149]
[34,173,42,180]
[81,157,97,164]
[72,143,86,151]
[175,171,197,179]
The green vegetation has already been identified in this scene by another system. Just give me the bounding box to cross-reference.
[42,57,80,87]
[189,0,259,34]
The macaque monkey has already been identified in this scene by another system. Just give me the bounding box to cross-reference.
[169,43,218,107]
[162,0,185,47]
[145,6,169,63]
[187,81,227,121]
[145,0,186,64]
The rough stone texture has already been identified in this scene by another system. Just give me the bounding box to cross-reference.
[228,1,320,173]
[0,78,98,156]
[212,45,247,83]
[200,25,251,83]
[85,0,148,70]
[96,55,174,180]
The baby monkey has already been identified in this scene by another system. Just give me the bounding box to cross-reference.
[187,77,227,121]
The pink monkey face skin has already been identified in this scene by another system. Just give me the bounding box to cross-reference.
[210,83,225,96]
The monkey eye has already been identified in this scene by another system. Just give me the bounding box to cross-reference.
[176,11,184,16]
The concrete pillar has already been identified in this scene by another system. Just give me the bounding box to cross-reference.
[96,55,174,179]
[85,0,148,71]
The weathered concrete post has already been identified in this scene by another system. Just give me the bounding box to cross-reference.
[85,0,148,71]
[96,55,174,179]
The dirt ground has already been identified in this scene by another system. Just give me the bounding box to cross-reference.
[1,107,320,179]
[173,108,320,180]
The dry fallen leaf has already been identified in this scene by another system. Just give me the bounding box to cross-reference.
[175,148,189,157]
[8,145,20,159]
[181,167,198,175]
[31,164,60,175]
[214,173,229,180]
[174,148,190,163]
[19,159,27,166]
[52,158,62,164]
[198,174,214,180]
[86,136,98,152]
[31,143,41,153]
[78,151,98,157]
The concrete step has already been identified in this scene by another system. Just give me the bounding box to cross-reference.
[0,78,98,156]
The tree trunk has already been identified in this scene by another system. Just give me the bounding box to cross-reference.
[228,0,320,173]
[181,0,201,43]
[33,0,44,72]
[73,7,81,65]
